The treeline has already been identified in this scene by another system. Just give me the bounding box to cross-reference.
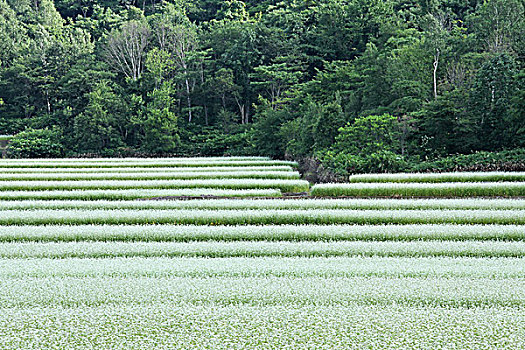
[0,0,523,175]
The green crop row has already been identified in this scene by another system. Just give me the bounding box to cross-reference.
[0,179,310,193]
[1,240,525,259]
[0,160,298,168]
[0,157,270,162]
[0,166,295,173]
[2,198,523,211]
[311,182,525,197]
[0,209,522,225]
[349,172,525,183]
[0,171,301,181]
[0,224,522,242]
[0,189,282,201]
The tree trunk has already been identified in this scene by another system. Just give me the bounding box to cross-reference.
[185,77,192,122]
[245,104,250,124]
[433,48,440,99]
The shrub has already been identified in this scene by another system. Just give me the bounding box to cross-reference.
[7,128,64,158]
[318,150,408,178]
[413,149,525,172]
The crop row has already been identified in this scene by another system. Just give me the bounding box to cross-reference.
[2,256,523,279]
[0,171,301,181]
[0,160,297,168]
[1,240,524,259]
[1,224,521,242]
[0,166,295,173]
[1,305,522,349]
[0,189,282,200]
[349,172,525,183]
[311,182,525,197]
[0,179,310,193]
[0,272,524,307]
[0,157,269,162]
[0,209,522,225]
[2,198,523,211]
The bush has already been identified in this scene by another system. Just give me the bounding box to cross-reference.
[184,127,251,156]
[318,150,408,179]
[413,149,525,172]
[317,147,525,181]
[315,114,411,178]
[7,128,64,158]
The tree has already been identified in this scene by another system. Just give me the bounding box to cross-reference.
[416,91,478,157]
[73,82,126,153]
[0,0,93,133]
[280,94,348,158]
[104,19,151,81]
[150,4,204,122]
[249,107,287,158]
[333,114,403,155]
[140,82,180,153]
[7,0,63,28]
[468,0,525,55]
[508,69,525,148]
[318,114,409,174]
[0,0,25,67]
[250,57,303,110]
[205,14,262,124]
[471,52,518,150]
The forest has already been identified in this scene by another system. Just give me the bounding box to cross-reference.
[0,0,523,177]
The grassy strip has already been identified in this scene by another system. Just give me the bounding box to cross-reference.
[1,240,525,258]
[0,171,301,181]
[0,224,522,242]
[0,209,522,225]
[0,160,298,168]
[2,256,523,279]
[0,189,282,201]
[1,305,523,349]
[349,172,525,183]
[311,182,525,197]
[0,166,295,173]
[0,179,310,193]
[1,198,523,211]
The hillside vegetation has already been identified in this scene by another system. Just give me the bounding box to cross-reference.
[0,0,523,176]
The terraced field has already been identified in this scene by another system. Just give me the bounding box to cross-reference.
[0,158,524,349]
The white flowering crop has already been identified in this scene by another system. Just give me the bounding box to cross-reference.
[0,188,283,200]
[0,158,523,349]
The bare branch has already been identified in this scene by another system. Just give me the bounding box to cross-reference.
[104,21,151,80]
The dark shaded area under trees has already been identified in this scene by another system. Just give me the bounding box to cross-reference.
[0,0,523,177]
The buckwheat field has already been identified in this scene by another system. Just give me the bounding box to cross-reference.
[0,157,524,349]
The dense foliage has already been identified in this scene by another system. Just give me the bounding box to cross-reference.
[0,0,523,174]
